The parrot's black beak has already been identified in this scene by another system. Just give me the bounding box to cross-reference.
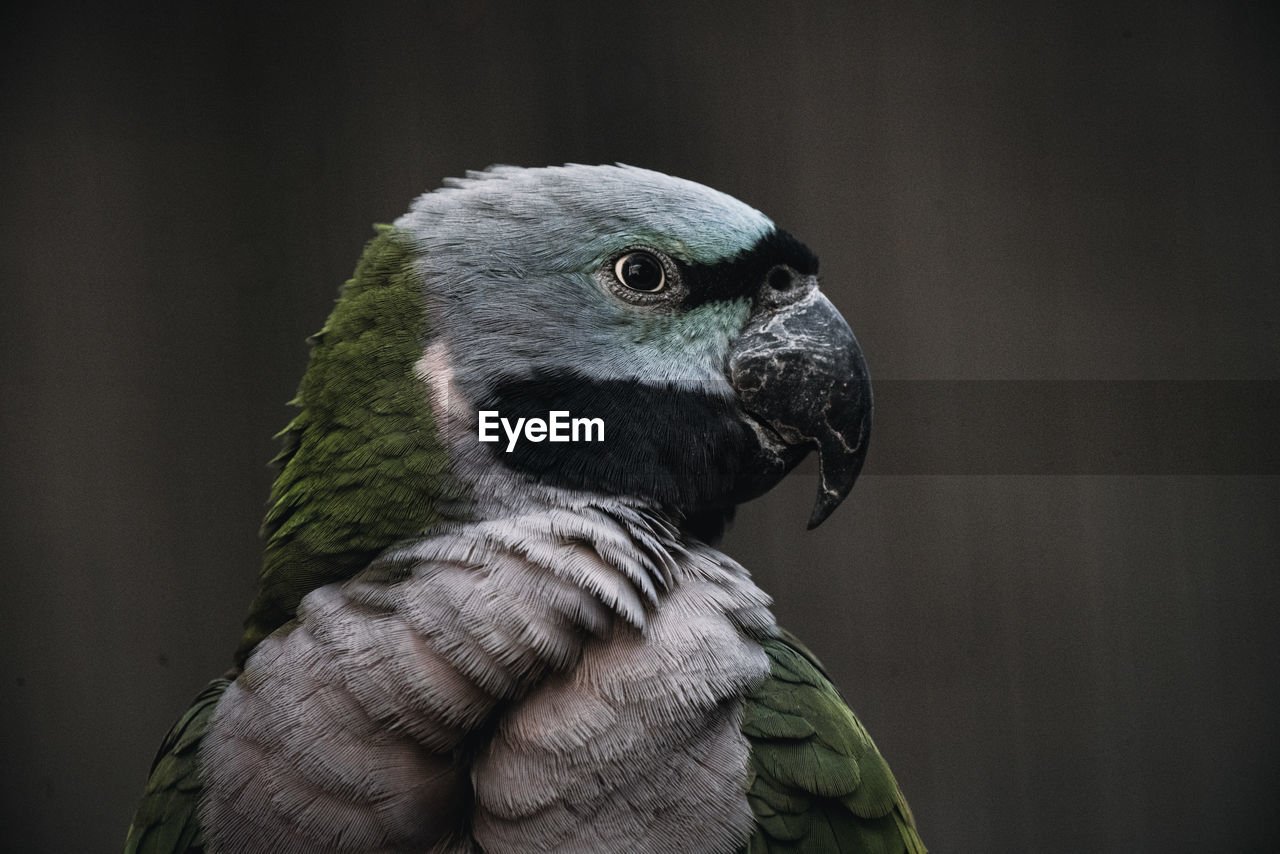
[728,275,872,528]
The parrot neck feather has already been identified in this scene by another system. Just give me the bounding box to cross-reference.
[235,225,466,665]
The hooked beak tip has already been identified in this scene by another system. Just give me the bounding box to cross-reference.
[807,496,839,530]
[805,440,868,529]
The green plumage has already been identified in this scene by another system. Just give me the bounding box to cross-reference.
[743,633,926,853]
[124,679,230,854]
[235,225,461,664]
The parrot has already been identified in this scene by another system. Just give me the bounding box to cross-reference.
[125,164,925,854]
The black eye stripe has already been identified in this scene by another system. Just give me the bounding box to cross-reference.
[677,229,818,308]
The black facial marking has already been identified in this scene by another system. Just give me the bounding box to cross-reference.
[678,228,818,309]
[476,369,801,514]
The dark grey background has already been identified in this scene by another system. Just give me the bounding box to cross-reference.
[2,2,1277,851]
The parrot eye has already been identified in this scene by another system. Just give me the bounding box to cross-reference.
[614,252,666,292]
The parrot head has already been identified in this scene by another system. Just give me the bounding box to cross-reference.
[397,164,871,533]
[240,163,870,662]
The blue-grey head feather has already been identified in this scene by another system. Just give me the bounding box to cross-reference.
[394,164,775,391]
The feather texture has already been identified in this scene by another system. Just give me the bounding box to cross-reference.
[237,225,462,666]
[124,679,230,854]
[198,501,775,854]
[742,632,926,853]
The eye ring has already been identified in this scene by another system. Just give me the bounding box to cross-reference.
[613,251,666,292]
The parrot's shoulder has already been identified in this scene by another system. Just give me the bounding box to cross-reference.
[742,630,925,854]
[124,678,230,854]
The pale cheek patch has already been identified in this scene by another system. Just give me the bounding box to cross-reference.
[415,341,463,426]
[415,341,491,471]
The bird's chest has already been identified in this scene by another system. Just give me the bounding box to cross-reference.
[202,526,774,854]
[466,576,772,854]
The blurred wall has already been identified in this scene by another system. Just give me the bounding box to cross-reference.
[2,2,1276,851]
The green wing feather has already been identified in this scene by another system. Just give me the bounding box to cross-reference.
[124,679,231,854]
[743,632,926,854]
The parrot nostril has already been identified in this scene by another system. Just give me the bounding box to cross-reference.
[766,265,796,292]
